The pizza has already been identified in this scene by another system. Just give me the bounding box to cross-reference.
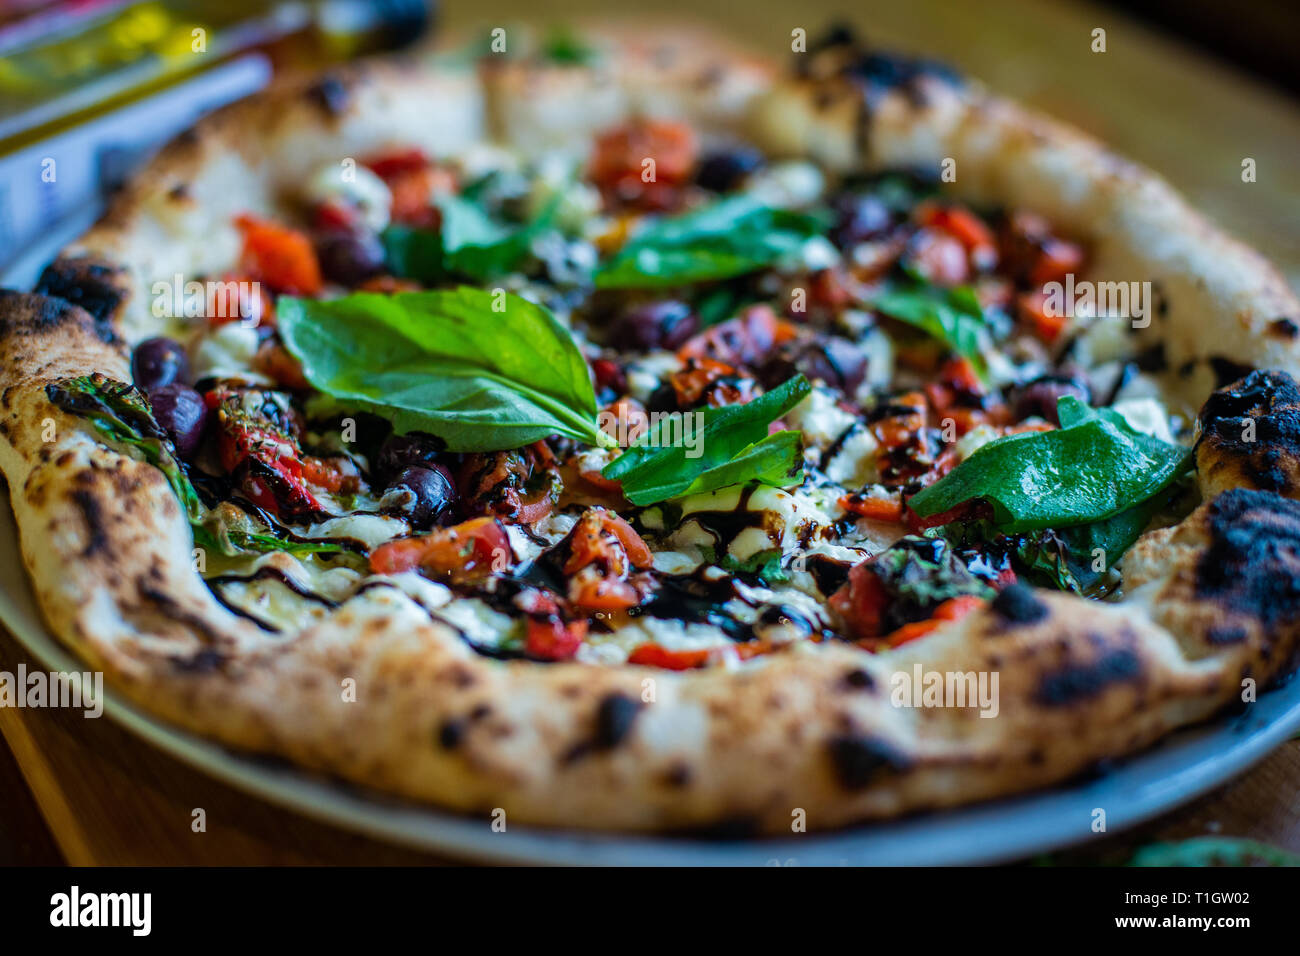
[2,23,1300,835]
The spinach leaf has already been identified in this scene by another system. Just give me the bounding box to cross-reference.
[870,281,991,379]
[908,397,1190,533]
[594,195,826,289]
[46,376,347,559]
[277,287,611,451]
[602,374,810,505]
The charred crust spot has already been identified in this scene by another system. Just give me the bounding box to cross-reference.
[1035,647,1142,706]
[1197,370,1300,495]
[1210,357,1256,389]
[662,762,692,788]
[442,665,476,689]
[1269,317,1300,340]
[33,258,127,341]
[841,667,875,691]
[437,718,465,750]
[827,734,911,790]
[594,692,642,749]
[1206,625,1248,645]
[170,648,225,673]
[563,692,643,765]
[1196,488,1300,629]
[69,487,109,558]
[990,583,1048,625]
[669,816,760,840]
[308,74,351,116]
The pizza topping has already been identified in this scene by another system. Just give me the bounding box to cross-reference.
[828,536,1004,646]
[101,109,1203,666]
[369,516,511,586]
[235,214,323,296]
[131,336,190,393]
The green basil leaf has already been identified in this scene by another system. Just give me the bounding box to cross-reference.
[278,287,608,451]
[871,282,991,379]
[908,398,1190,533]
[594,195,826,289]
[541,25,596,65]
[46,376,348,559]
[602,374,810,504]
[645,430,805,505]
[382,193,559,284]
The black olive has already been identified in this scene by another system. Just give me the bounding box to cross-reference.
[148,384,207,459]
[385,465,458,529]
[829,193,892,249]
[695,146,765,192]
[131,337,189,391]
[759,337,866,395]
[607,300,699,351]
[314,229,385,285]
[1012,376,1090,425]
[374,431,444,484]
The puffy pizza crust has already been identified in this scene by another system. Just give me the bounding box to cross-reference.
[2,27,1300,834]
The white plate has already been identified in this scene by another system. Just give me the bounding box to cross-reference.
[4,218,1299,866]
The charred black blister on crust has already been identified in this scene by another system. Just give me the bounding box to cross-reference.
[307,74,351,116]
[990,583,1048,624]
[34,258,128,343]
[1197,369,1300,495]
[562,692,643,764]
[593,692,643,749]
[1196,488,1300,630]
[1035,647,1142,706]
[827,734,911,790]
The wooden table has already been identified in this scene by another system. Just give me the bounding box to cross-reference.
[3,0,1299,864]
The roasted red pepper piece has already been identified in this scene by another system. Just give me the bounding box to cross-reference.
[561,507,654,611]
[588,119,697,211]
[235,214,322,296]
[369,516,512,587]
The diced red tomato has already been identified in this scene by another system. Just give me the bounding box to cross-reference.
[1017,290,1069,344]
[882,595,985,648]
[627,644,710,670]
[361,148,455,227]
[563,508,653,611]
[235,214,322,296]
[838,494,904,523]
[916,203,998,270]
[588,119,697,211]
[526,617,587,661]
[368,516,511,587]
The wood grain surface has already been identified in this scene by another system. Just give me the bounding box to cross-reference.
[1,0,1298,864]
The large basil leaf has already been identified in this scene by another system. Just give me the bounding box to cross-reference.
[870,281,991,379]
[908,396,1190,533]
[603,375,810,505]
[278,287,608,451]
[594,195,826,289]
